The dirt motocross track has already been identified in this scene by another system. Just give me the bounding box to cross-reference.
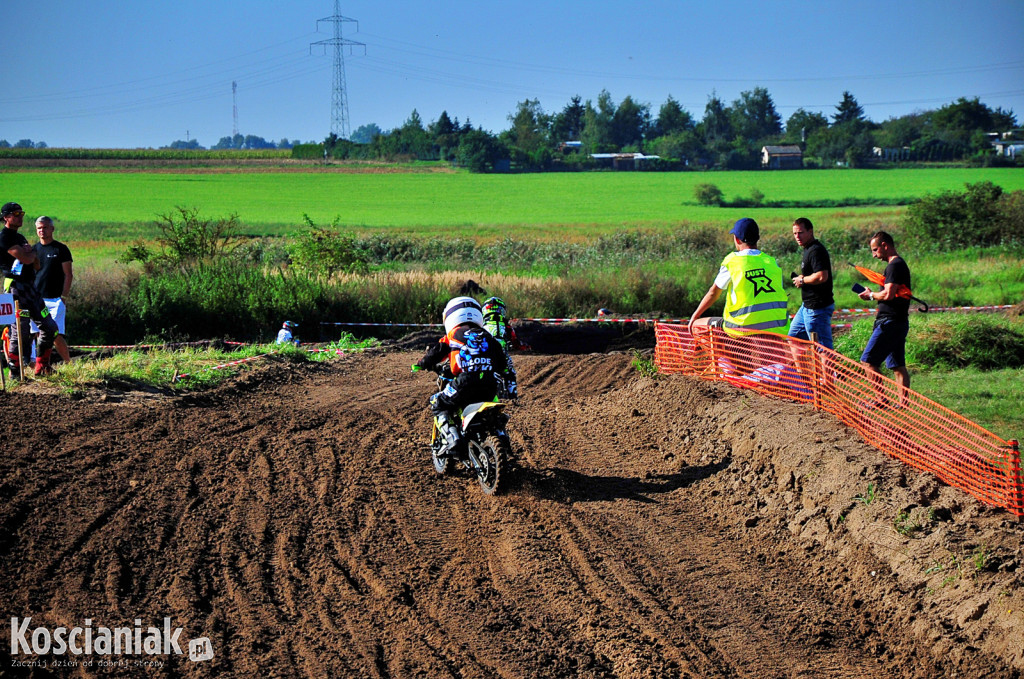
[2,325,1024,678]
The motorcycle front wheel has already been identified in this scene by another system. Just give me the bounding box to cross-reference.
[430,424,451,475]
[473,435,509,495]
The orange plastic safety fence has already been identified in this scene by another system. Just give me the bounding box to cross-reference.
[654,323,1023,516]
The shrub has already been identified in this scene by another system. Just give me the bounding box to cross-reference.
[911,315,1024,371]
[288,219,369,278]
[903,181,1020,248]
[291,143,325,160]
[120,207,241,271]
[694,183,724,206]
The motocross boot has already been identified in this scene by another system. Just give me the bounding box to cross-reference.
[434,412,463,457]
[34,349,53,377]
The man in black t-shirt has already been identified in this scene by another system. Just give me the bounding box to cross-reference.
[31,216,74,364]
[1,202,58,377]
[788,217,835,349]
[857,231,911,406]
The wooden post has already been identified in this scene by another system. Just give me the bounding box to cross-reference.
[14,301,24,382]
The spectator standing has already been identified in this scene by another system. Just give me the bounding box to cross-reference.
[788,217,835,349]
[857,231,911,406]
[688,218,788,336]
[0,202,58,376]
[31,216,73,364]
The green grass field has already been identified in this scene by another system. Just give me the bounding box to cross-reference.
[4,167,1023,240]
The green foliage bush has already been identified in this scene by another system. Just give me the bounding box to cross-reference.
[291,143,325,160]
[911,315,1024,370]
[287,214,368,277]
[120,206,240,271]
[903,181,1022,248]
[694,183,724,206]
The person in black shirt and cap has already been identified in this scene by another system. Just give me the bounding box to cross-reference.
[0,202,59,376]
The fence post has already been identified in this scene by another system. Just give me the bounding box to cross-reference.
[1008,440,1022,521]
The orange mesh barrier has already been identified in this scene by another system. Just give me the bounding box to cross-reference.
[655,323,1023,516]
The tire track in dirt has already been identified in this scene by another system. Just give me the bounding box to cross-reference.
[0,350,1017,678]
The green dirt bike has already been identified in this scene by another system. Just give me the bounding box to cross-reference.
[425,368,513,496]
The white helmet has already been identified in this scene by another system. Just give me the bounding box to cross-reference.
[443,297,483,334]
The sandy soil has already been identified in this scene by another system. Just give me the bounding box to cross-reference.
[1,331,1022,678]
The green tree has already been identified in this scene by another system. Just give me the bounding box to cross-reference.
[611,95,650,150]
[832,91,866,126]
[646,130,701,163]
[929,97,1019,154]
[783,108,828,143]
[807,124,873,166]
[350,123,382,144]
[166,139,203,150]
[581,90,616,153]
[429,111,460,160]
[503,99,549,154]
[653,95,695,137]
[456,128,505,172]
[730,87,782,142]
[698,92,732,144]
[550,95,586,142]
[874,112,926,149]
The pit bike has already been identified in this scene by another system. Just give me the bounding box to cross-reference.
[424,367,513,495]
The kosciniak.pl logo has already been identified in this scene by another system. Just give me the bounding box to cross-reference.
[10,617,214,663]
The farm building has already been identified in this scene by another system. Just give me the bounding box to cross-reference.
[873,146,913,162]
[589,152,660,170]
[993,139,1024,157]
[761,145,803,169]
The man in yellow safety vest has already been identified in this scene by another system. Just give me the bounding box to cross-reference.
[688,217,788,337]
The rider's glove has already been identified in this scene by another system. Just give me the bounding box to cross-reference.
[507,381,518,399]
[411,364,422,372]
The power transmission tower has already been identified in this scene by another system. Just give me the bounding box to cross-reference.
[310,1,365,140]
[232,81,239,137]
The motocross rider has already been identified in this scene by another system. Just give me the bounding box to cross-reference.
[414,297,507,455]
[481,296,524,399]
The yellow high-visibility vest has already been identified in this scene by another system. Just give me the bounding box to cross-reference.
[721,251,788,336]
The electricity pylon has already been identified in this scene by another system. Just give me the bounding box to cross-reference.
[310,1,365,140]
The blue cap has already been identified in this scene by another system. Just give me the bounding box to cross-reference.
[729,217,759,243]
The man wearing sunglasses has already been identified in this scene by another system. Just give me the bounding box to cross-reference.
[1,202,59,376]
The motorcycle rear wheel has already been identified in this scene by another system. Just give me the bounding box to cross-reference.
[475,435,509,495]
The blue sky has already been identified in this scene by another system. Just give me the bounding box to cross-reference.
[2,0,1022,148]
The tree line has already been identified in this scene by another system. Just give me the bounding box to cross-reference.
[315,90,1020,172]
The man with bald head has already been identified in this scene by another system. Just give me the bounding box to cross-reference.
[31,216,74,364]
[1,202,58,376]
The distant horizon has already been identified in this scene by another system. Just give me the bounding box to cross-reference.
[2,90,1019,152]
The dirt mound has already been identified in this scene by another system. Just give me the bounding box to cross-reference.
[1,348,1022,677]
